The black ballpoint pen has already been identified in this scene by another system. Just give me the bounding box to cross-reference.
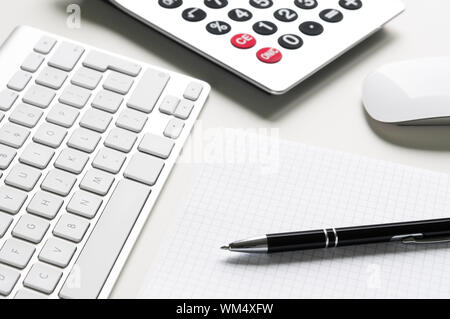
[221,218,450,253]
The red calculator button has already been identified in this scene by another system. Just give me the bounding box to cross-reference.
[256,47,282,63]
[231,33,257,49]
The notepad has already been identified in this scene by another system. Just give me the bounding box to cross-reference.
[139,136,450,298]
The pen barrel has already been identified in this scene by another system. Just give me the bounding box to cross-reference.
[267,230,330,252]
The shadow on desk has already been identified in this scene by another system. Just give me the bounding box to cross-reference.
[58,0,395,121]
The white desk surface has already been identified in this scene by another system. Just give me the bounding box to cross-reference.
[2,0,450,298]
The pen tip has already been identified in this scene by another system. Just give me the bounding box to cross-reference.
[220,245,230,250]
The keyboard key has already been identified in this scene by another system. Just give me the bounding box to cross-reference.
[24,263,62,294]
[205,0,228,9]
[22,85,56,109]
[12,215,49,244]
[250,0,273,8]
[33,122,67,148]
[159,0,183,9]
[182,7,207,22]
[9,103,43,128]
[0,144,17,170]
[294,0,318,9]
[5,163,42,192]
[71,67,102,90]
[127,68,170,113]
[164,118,185,139]
[138,133,174,159]
[0,264,20,296]
[67,128,101,153]
[278,34,303,50]
[274,8,298,22]
[48,42,84,71]
[41,169,76,197]
[0,89,18,111]
[54,148,89,174]
[0,186,27,215]
[320,9,344,23]
[183,82,203,101]
[256,47,283,64]
[0,238,35,269]
[27,191,64,220]
[34,36,57,54]
[80,169,115,196]
[0,122,30,148]
[159,95,179,115]
[299,21,324,36]
[340,0,362,10]
[79,108,112,133]
[253,21,277,35]
[53,214,89,243]
[19,143,55,169]
[67,191,103,219]
[39,238,76,268]
[231,33,257,50]
[21,53,44,73]
[116,108,147,133]
[206,20,231,35]
[83,51,142,77]
[104,128,137,153]
[124,153,164,186]
[91,90,123,114]
[174,100,194,119]
[92,148,126,174]
[58,85,91,109]
[0,213,13,238]
[46,103,80,128]
[228,8,252,22]
[36,66,68,90]
[14,289,47,299]
[59,180,150,299]
[7,70,32,92]
[103,72,134,95]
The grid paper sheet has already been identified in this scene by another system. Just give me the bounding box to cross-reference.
[139,139,450,298]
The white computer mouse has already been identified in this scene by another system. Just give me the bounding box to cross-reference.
[363,57,450,125]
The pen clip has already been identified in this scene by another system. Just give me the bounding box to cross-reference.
[402,235,450,245]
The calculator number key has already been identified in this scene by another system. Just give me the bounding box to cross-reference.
[274,8,298,22]
[228,8,253,22]
[182,8,207,22]
[340,0,363,10]
[206,21,231,35]
[159,0,182,9]
[320,9,344,23]
[253,21,278,36]
[278,34,303,50]
[250,0,273,9]
[231,34,257,49]
[257,47,282,64]
[204,0,228,9]
[295,0,318,9]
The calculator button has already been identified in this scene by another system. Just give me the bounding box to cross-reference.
[231,34,257,49]
[228,8,253,22]
[182,8,207,22]
[253,21,278,36]
[339,0,362,10]
[274,8,298,22]
[278,34,303,50]
[249,0,273,9]
[206,21,231,35]
[204,0,228,9]
[159,0,182,9]
[294,0,318,9]
[299,21,324,36]
[320,9,344,23]
[256,47,282,64]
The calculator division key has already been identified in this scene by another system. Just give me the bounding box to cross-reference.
[339,0,362,10]
[253,21,278,36]
[206,21,231,35]
[231,34,256,49]
[250,0,273,9]
[294,0,318,10]
[274,8,298,22]
[320,9,344,23]
[159,0,182,9]
[299,21,324,36]
[278,34,303,50]
[204,0,228,9]
[256,47,282,64]
[182,8,207,22]
[228,8,252,22]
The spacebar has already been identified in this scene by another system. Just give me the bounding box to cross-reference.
[59,180,151,299]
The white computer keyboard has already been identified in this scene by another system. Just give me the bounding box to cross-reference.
[109,0,405,94]
[0,26,210,299]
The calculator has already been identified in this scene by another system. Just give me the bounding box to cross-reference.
[109,0,405,95]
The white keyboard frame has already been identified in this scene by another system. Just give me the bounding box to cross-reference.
[0,25,210,299]
[109,0,404,95]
